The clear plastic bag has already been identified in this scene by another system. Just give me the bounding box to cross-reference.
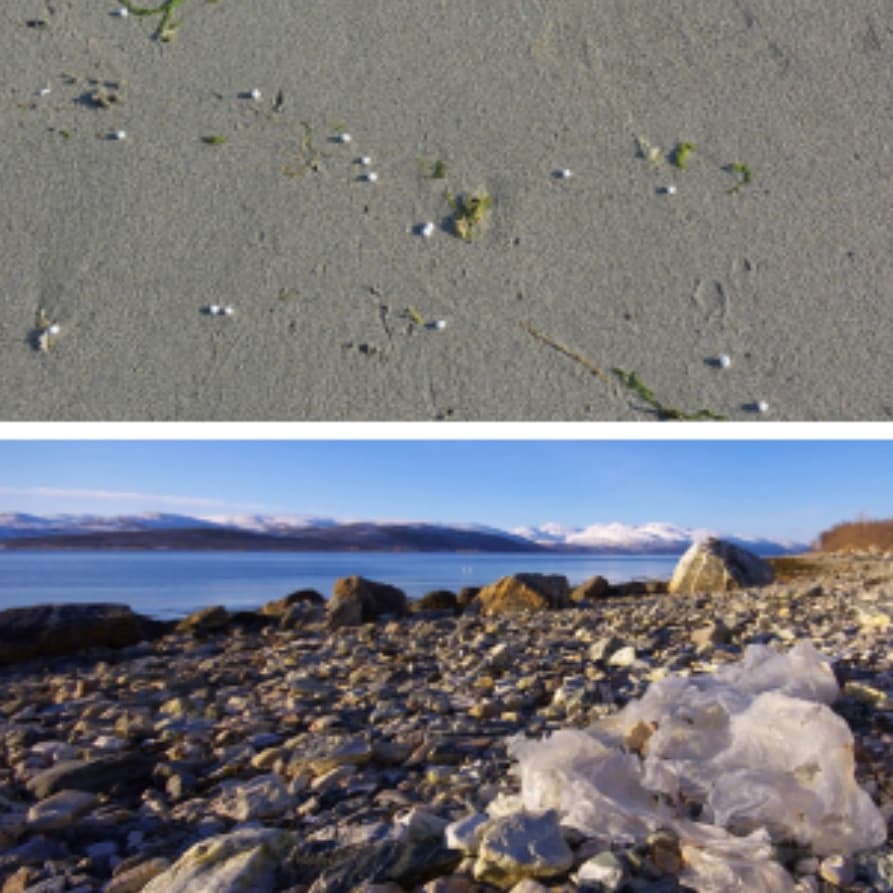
[504,642,887,893]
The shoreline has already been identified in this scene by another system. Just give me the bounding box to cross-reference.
[0,552,890,889]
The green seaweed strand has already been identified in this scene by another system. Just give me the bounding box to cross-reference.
[611,368,725,420]
[119,0,185,41]
[521,322,725,420]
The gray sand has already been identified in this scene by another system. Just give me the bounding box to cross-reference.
[1,1,891,420]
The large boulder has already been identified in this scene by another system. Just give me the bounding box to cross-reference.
[476,574,569,615]
[0,603,158,665]
[668,538,775,594]
[328,576,408,628]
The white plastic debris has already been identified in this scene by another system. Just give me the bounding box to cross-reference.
[111,130,126,141]
[249,88,261,100]
[336,132,352,144]
[420,221,435,239]
[718,353,731,369]
[663,185,677,195]
[756,400,770,413]
[114,6,129,17]
[502,641,886,893]
[364,171,379,183]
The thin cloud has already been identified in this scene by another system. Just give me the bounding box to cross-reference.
[0,486,229,509]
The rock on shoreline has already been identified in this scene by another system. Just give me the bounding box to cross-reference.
[0,603,171,666]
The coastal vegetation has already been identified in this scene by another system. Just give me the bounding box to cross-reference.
[817,517,893,553]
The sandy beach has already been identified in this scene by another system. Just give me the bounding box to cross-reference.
[1,1,892,420]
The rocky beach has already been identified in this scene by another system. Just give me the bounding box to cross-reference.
[0,546,891,892]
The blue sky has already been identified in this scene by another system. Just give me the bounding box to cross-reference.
[0,440,889,542]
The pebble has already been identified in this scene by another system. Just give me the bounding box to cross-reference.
[0,553,889,891]
[819,854,855,887]
[576,851,627,891]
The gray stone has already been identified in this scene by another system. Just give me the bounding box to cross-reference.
[445,813,489,854]
[103,860,172,893]
[690,619,733,649]
[20,879,66,893]
[607,645,637,667]
[588,636,623,662]
[473,810,574,887]
[576,851,627,892]
[819,854,855,887]
[212,773,294,822]
[26,754,154,799]
[306,834,462,893]
[26,789,97,831]
[669,538,775,594]
[140,827,295,893]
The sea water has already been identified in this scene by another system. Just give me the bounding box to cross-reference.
[0,550,678,620]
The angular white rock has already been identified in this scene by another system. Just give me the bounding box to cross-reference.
[212,773,293,822]
[576,852,627,891]
[140,828,295,893]
[445,812,490,854]
[472,810,574,887]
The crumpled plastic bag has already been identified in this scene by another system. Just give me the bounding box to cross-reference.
[504,641,887,893]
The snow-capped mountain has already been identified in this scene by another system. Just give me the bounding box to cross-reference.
[512,521,804,555]
[199,514,339,533]
[0,513,806,555]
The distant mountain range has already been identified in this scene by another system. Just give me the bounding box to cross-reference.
[0,513,806,555]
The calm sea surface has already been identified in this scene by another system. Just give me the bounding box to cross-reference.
[0,551,679,620]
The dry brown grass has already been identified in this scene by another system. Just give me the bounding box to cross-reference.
[817,518,893,553]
